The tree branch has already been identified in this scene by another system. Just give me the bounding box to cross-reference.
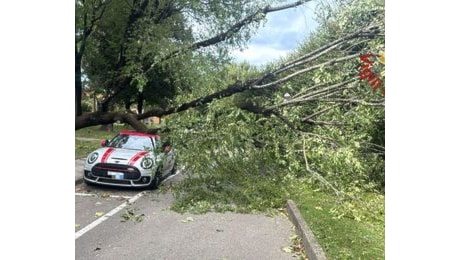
[301,103,342,122]
[267,77,359,110]
[304,119,345,126]
[272,23,381,75]
[253,54,361,89]
[302,136,343,197]
[308,98,385,106]
[151,0,311,66]
[303,132,340,145]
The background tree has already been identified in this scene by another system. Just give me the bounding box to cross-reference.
[76,0,308,125]
[76,0,110,116]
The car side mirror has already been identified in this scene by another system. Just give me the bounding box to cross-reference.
[101,140,108,147]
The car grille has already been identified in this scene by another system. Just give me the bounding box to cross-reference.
[98,179,132,185]
[91,163,141,180]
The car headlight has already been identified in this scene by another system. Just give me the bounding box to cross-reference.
[87,152,99,164]
[141,157,154,169]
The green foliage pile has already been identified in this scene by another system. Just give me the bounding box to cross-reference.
[292,184,384,259]
[163,0,385,258]
[165,0,384,210]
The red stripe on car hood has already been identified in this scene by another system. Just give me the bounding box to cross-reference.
[128,151,149,166]
[101,148,115,163]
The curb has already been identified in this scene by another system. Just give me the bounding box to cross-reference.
[286,199,327,260]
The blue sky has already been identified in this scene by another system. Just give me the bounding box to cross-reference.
[231,1,318,66]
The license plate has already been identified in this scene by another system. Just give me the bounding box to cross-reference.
[108,171,124,180]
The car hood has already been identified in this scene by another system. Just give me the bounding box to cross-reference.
[94,147,153,165]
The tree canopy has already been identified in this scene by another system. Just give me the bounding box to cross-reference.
[75,0,309,121]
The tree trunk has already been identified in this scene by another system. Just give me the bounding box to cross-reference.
[124,95,131,111]
[137,91,144,114]
[75,51,83,117]
[93,93,97,112]
[99,101,113,131]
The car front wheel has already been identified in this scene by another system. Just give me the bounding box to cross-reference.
[147,172,161,190]
[169,163,177,176]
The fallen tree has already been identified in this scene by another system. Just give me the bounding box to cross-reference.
[76,22,383,132]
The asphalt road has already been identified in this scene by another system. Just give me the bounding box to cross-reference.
[75,160,300,259]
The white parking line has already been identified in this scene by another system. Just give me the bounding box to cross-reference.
[75,192,133,199]
[75,191,144,240]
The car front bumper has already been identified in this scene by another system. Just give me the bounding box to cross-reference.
[83,170,154,188]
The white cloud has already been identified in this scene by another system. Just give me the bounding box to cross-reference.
[230,45,290,66]
[231,2,318,66]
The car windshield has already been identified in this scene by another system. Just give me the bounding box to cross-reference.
[107,134,155,151]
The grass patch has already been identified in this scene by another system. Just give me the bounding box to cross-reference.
[291,186,384,259]
[75,139,101,158]
[75,124,134,159]
[75,124,134,139]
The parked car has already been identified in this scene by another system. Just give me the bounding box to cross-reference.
[83,131,177,189]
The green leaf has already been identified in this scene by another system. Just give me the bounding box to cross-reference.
[282,246,292,253]
[181,216,194,223]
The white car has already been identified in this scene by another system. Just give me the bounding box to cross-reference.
[83,131,177,189]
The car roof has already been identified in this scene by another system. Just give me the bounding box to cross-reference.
[120,131,161,139]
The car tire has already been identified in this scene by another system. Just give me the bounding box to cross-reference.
[170,163,177,176]
[147,172,161,190]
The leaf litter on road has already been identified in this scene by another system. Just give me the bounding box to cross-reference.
[282,234,307,259]
[180,216,194,223]
[121,207,144,223]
